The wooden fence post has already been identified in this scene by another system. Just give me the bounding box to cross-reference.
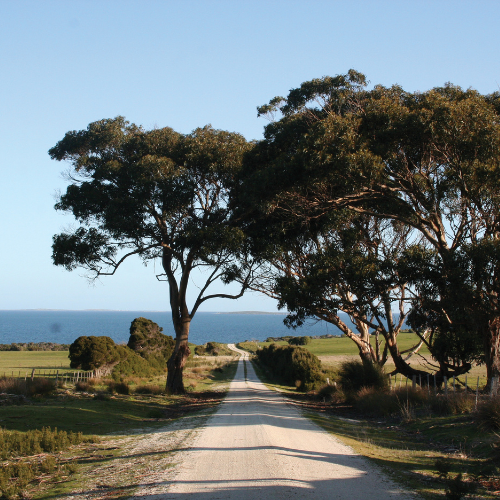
[31,368,35,381]
[476,376,480,409]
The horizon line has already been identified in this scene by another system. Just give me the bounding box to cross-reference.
[0,308,287,314]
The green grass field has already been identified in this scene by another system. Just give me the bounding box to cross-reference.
[242,332,431,356]
[240,333,488,388]
[0,351,72,377]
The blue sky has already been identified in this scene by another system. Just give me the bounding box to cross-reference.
[1,0,499,312]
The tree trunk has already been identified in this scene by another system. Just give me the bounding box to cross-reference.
[166,319,191,394]
[323,313,377,364]
[485,316,500,391]
[383,331,430,384]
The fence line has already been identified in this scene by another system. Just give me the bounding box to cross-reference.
[388,373,495,401]
[1,367,106,383]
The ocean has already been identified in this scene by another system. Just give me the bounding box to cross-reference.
[0,310,344,346]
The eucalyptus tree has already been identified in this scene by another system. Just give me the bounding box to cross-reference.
[236,71,500,387]
[50,117,256,394]
[238,203,432,379]
[271,216,414,368]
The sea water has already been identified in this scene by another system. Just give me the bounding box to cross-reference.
[0,310,344,346]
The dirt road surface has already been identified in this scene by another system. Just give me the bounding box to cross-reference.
[131,344,416,499]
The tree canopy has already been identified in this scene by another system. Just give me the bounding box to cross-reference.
[234,71,500,387]
[50,117,257,393]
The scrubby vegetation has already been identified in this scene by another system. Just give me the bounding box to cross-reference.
[68,318,175,379]
[0,376,56,398]
[0,427,97,499]
[0,343,70,351]
[236,341,261,353]
[127,317,175,370]
[194,342,234,356]
[69,336,124,371]
[256,343,325,391]
[288,336,312,346]
[337,360,388,395]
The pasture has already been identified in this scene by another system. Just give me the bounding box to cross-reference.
[0,350,72,377]
[239,332,489,389]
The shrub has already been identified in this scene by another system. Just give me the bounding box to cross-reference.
[69,333,167,379]
[0,428,94,499]
[477,396,500,430]
[354,387,402,416]
[429,393,474,415]
[0,377,56,397]
[0,427,85,459]
[127,317,174,368]
[317,383,344,402]
[338,360,388,394]
[107,381,131,395]
[194,342,232,356]
[111,346,160,378]
[69,336,123,370]
[256,344,325,391]
[288,336,312,346]
[134,384,163,395]
[75,381,94,392]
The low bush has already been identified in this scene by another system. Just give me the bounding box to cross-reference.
[107,381,131,395]
[317,383,344,402]
[477,396,500,430]
[0,427,88,499]
[111,348,161,379]
[429,393,475,415]
[352,386,476,418]
[194,342,232,356]
[75,381,96,393]
[69,335,163,379]
[0,377,56,397]
[354,387,402,416]
[134,384,164,395]
[338,360,388,395]
[288,336,312,346]
[69,336,122,370]
[256,344,325,391]
[0,427,89,459]
[0,342,70,351]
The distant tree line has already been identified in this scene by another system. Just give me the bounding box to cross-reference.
[0,343,71,351]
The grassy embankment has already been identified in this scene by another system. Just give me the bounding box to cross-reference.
[238,336,496,499]
[0,349,238,499]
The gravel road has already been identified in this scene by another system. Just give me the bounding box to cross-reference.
[131,344,417,499]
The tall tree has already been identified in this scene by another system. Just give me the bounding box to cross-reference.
[50,117,256,393]
[235,71,500,387]
[237,203,431,379]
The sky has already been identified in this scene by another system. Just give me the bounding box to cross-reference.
[1,0,499,312]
